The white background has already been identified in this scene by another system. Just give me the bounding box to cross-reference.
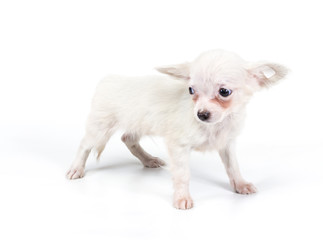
[0,0,322,239]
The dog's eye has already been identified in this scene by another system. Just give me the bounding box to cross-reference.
[189,87,195,95]
[219,88,232,97]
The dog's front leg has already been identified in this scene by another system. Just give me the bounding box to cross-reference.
[219,141,257,194]
[167,144,193,210]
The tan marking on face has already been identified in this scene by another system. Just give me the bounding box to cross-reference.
[210,97,232,109]
[192,94,199,102]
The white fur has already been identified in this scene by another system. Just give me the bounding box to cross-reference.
[66,49,288,209]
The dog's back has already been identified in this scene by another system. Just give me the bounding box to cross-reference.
[90,75,195,137]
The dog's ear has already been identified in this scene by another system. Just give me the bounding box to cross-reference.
[155,62,190,80]
[247,62,288,89]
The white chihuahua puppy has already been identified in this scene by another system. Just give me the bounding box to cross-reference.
[67,49,288,209]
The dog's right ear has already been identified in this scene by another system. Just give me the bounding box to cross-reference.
[155,62,190,80]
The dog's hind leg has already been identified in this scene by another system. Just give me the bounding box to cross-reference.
[121,133,166,168]
[66,118,116,179]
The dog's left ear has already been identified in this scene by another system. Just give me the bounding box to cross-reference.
[247,62,289,89]
[155,62,190,80]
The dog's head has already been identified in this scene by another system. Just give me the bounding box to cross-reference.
[156,50,288,125]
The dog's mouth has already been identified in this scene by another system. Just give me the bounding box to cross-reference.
[198,119,219,125]
[195,115,215,125]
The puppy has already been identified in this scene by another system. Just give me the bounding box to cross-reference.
[67,49,288,209]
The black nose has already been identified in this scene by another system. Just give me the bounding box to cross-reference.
[197,111,210,121]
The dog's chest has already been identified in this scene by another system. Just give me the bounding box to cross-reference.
[193,118,239,151]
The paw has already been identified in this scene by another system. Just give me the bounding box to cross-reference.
[66,167,85,180]
[143,157,166,168]
[173,196,194,210]
[234,181,257,194]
